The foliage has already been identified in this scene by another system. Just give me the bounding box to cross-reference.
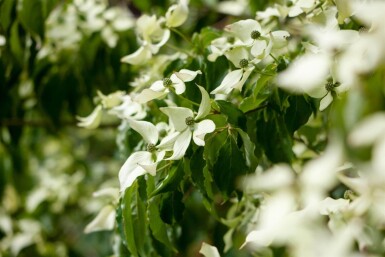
[2,0,385,257]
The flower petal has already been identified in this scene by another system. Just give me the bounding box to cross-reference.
[319,93,333,111]
[199,242,221,257]
[211,69,243,95]
[174,69,202,82]
[348,113,385,147]
[121,46,152,65]
[196,86,211,120]
[150,80,166,92]
[119,151,152,192]
[225,19,261,45]
[135,89,168,103]
[77,105,103,129]
[232,66,254,91]
[225,46,250,68]
[84,205,116,233]
[128,119,159,145]
[193,119,215,146]
[157,131,180,151]
[160,107,193,131]
[167,129,192,160]
[251,39,267,57]
[170,74,186,94]
[276,53,330,93]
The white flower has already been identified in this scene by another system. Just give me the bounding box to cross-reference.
[135,69,202,103]
[84,205,116,233]
[225,19,289,58]
[0,35,6,46]
[199,242,221,257]
[288,0,318,17]
[165,0,189,28]
[300,141,343,206]
[211,48,254,95]
[121,14,170,65]
[119,151,159,191]
[118,119,178,192]
[97,90,125,109]
[121,45,153,65]
[77,105,103,129]
[109,94,147,120]
[84,188,119,234]
[216,0,249,16]
[160,86,215,160]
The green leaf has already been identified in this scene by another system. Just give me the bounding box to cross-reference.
[216,100,246,128]
[284,95,314,134]
[204,55,229,92]
[192,27,221,53]
[121,182,148,257]
[9,22,24,64]
[159,191,185,225]
[0,0,15,31]
[39,73,65,125]
[151,161,184,197]
[212,135,249,197]
[256,113,294,163]
[203,130,228,165]
[18,0,44,37]
[148,196,177,252]
[190,147,205,191]
[240,78,271,113]
[235,128,258,170]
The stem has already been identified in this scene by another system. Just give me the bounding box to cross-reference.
[269,53,279,63]
[165,43,193,57]
[170,28,192,45]
[254,68,275,76]
[244,103,269,115]
[156,161,174,173]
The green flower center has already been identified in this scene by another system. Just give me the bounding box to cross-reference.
[325,81,341,92]
[359,26,368,33]
[239,59,249,68]
[325,81,334,91]
[146,143,156,152]
[163,78,172,87]
[185,116,195,126]
[251,30,261,40]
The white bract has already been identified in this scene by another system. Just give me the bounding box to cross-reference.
[84,188,119,234]
[121,15,170,65]
[108,94,147,120]
[160,86,215,160]
[135,69,202,103]
[165,0,189,28]
[199,242,221,257]
[76,105,103,129]
[118,119,178,192]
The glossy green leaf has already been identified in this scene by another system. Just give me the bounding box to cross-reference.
[212,135,248,197]
[159,191,185,225]
[148,196,177,252]
[121,182,148,257]
[235,128,258,170]
[151,161,184,197]
[18,0,44,37]
[216,100,246,128]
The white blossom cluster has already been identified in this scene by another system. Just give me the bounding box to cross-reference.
[38,0,134,60]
